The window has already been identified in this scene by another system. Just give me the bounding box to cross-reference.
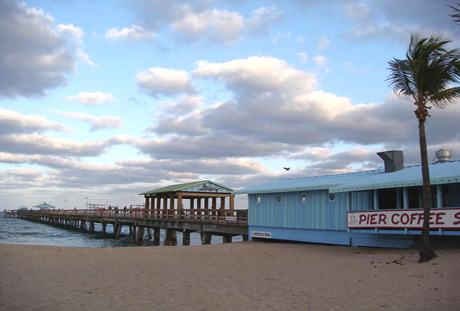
[378,188,400,209]
[408,187,421,209]
[276,195,282,203]
[301,194,307,203]
[328,193,335,202]
[256,196,261,204]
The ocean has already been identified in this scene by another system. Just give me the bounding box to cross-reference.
[0,212,239,247]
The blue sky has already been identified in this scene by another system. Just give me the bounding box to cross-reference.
[1,0,460,210]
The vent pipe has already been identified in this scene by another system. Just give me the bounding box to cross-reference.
[377,150,404,173]
[435,149,452,163]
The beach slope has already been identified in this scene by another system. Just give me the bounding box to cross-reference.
[1,242,459,311]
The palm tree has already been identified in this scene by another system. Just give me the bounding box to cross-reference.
[387,34,460,262]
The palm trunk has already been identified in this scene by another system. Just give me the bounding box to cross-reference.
[418,116,437,262]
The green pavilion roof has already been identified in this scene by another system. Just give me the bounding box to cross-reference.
[139,180,233,196]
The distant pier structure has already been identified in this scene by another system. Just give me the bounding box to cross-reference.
[15,181,248,246]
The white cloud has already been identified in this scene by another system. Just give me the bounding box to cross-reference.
[54,111,123,131]
[246,7,284,35]
[313,55,329,72]
[57,23,97,67]
[0,133,110,157]
[136,68,195,97]
[105,25,156,41]
[67,92,117,105]
[194,56,317,95]
[0,0,76,97]
[171,8,244,44]
[0,108,69,134]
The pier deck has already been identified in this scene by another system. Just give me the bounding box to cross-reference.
[16,208,248,245]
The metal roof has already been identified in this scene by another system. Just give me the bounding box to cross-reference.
[234,161,460,195]
[139,180,233,195]
[33,202,56,209]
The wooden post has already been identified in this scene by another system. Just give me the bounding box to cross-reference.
[164,229,173,246]
[212,197,217,215]
[132,226,137,240]
[102,223,107,234]
[223,234,232,243]
[177,193,183,220]
[147,228,152,240]
[183,231,191,245]
[221,197,225,210]
[201,232,212,245]
[190,198,195,218]
[153,228,160,245]
[197,198,201,216]
[162,194,167,217]
[137,226,144,245]
[145,196,150,209]
[116,224,122,239]
[145,196,150,219]
[230,195,235,211]
[157,196,161,217]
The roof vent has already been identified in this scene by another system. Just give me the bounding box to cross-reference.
[435,148,452,163]
[377,150,404,173]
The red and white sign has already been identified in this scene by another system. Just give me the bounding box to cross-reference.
[347,208,460,229]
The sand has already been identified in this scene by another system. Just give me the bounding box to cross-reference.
[0,242,459,311]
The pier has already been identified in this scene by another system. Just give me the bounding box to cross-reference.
[16,208,248,245]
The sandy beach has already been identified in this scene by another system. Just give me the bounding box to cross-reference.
[0,242,459,311]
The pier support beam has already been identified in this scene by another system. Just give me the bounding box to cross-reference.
[115,224,122,239]
[223,234,232,243]
[147,228,152,240]
[136,226,145,245]
[153,228,160,245]
[201,232,212,245]
[163,229,177,246]
[183,231,191,246]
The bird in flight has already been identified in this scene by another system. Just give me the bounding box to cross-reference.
[284,167,290,171]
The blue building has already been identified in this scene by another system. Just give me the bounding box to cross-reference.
[234,150,460,248]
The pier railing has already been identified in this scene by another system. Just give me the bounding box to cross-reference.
[18,208,248,226]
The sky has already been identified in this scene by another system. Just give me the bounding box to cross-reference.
[1,0,460,210]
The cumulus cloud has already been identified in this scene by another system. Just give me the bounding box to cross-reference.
[136,55,460,164]
[194,56,317,95]
[54,111,123,131]
[105,25,156,41]
[0,0,76,97]
[124,1,284,45]
[136,67,195,97]
[0,108,69,134]
[171,8,245,44]
[67,92,117,105]
[57,23,97,67]
[0,133,110,157]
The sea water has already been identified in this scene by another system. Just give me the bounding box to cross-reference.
[0,212,239,247]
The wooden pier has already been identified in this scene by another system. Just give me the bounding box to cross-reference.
[16,208,248,246]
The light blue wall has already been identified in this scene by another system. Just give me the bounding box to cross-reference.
[249,190,350,231]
